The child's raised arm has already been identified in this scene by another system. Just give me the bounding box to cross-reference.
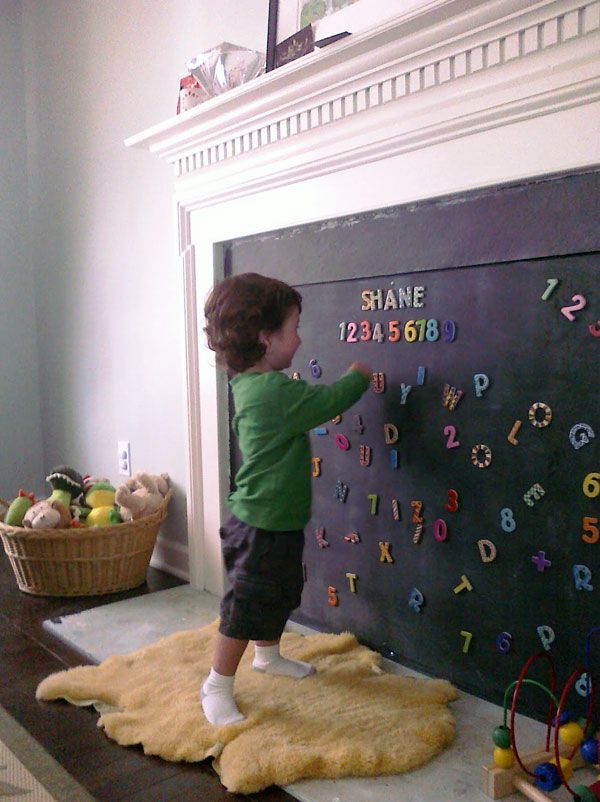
[278,364,370,436]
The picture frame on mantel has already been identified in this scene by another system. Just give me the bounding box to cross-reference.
[266,0,431,71]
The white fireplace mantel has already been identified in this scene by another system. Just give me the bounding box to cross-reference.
[126,0,600,591]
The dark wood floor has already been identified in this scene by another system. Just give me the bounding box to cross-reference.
[0,554,296,802]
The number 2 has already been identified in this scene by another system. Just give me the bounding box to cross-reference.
[561,294,587,321]
[444,425,460,449]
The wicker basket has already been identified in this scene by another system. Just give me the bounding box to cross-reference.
[0,491,172,597]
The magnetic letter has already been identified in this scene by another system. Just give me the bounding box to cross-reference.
[573,564,593,591]
[371,372,385,393]
[335,434,350,450]
[473,373,490,397]
[346,572,358,593]
[569,423,595,450]
[442,384,464,410]
[311,457,322,477]
[359,445,371,466]
[508,419,522,445]
[315,528,329,548]
[417,366,426,385]
[478,539,497,563]
[384,423,399,444]
[408,587,424,612]
[453,575,473,594]
[389,449,399,469]
[327,586,339,606]
[399,384,412,405]
[334,481,348,502]
[379,541,393,563]
[537,625,555,651]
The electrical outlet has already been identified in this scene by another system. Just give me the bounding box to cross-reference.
[118,440,131,476]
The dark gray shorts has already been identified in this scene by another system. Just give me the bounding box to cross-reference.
[218,513,305,641]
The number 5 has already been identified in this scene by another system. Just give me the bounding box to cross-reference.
[388,320,401,342]
[582,517,599,544]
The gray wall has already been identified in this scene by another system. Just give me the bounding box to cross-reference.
[0,0,44,497]
[2,0,267,577]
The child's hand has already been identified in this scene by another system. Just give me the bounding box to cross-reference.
[349,361,371,379]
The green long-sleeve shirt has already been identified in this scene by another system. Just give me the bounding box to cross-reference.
[228,368,369,531]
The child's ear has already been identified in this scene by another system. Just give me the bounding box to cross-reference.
[258,330,271,349]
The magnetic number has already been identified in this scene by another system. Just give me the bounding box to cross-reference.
[368,494,379,515]
[404,321,418,342]
[372,322,385,342]
[388,320,401,342]
[426,319,439,341]
[583,472,600,498]
[433,519,447,542]
[411,501,423,523]
[441,320,456,342]
[575,672,591,698]
[444,425,460,449]
[541,278,559,301]
[500,508,516,532]
[308,359,321,378]
[496,632,513,654]
[460,630,472,654]
[582,517,599,544]
[339,320,455,343]
[445,489,459,513]
[560,294,587,321]
[362,321,381,342]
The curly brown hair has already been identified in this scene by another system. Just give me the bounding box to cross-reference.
[204,273,302,373]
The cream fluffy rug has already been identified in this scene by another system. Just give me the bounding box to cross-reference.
[36,621,458,794]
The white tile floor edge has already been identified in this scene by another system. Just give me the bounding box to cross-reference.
[43,586,594,802]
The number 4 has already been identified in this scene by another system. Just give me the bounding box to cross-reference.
[582,517,599,544]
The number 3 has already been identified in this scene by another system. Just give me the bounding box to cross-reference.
[445,489,459,513]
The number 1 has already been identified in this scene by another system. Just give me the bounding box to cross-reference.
[541,278,559,301]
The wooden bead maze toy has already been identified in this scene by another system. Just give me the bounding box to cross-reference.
[483,628,600,801]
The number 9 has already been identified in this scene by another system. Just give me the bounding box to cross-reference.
[441,320,456,342]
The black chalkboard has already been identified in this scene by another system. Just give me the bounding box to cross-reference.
[223,169,600,713]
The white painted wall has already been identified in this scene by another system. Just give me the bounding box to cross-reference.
[0,0,44,498]
[7,0,267,576]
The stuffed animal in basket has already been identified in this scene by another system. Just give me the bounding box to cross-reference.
[23,499,71,529]
[84,482,122,527]
[115,472,170,521]
[4,490,36,526]
[46,466,85,509]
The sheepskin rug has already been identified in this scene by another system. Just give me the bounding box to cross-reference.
[36,620,458,794]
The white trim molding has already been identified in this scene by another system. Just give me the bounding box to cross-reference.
[126,0,600,592]
[127,0,600,210]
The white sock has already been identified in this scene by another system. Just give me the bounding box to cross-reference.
[200,668,245,726]
[252,644,315,678]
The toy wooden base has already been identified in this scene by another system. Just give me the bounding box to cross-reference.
[482,747,586,800]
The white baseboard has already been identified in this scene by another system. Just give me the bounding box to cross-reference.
[150,535,190,581]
